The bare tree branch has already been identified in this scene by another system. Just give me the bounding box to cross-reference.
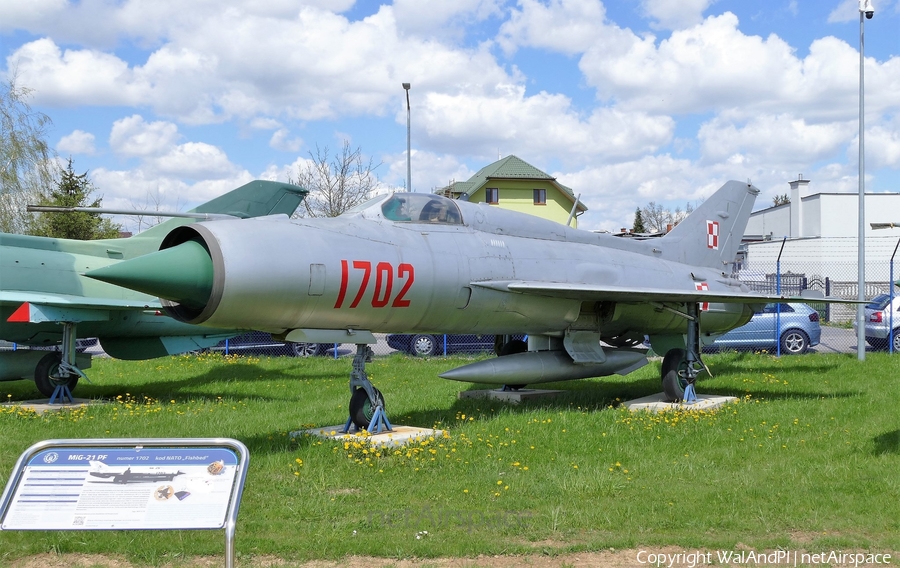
[290,141,382,218]
[640,200,697,233]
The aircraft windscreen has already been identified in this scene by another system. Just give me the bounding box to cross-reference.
[344,194,389,214]
[381,194,463,225]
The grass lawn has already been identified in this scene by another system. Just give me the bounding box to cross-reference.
[0,350,898,565]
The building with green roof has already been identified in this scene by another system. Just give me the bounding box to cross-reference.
[436,155,588,228]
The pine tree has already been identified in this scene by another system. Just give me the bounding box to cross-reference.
[28,158,121,239]
[632,207,647,233]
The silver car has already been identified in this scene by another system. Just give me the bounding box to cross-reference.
[855,292,900,351]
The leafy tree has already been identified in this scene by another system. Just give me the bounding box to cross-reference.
[28,158,121,239]
[0,76,56,233]
[290,141,382,218]
[632,207,647,233]
[773,193,791,206]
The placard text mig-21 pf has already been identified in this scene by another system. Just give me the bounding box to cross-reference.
[88,180,846,431]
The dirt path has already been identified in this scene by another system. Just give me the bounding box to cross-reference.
[6,549,677,568]
[11,547,894,567]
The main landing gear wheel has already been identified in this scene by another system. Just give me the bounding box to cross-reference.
[35,352,79,398]
[498,338,528,390]
[660,302,706,403]
[661,347,708,403]
[661,348,688,402]
[499,339,527,356]
[341,344,392,434]
[349,387,385,430]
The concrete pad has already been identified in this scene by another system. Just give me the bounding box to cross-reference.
[458,388,564,404]
[295,425,447,448]
[5,398,105,415]
[623,392,737,413]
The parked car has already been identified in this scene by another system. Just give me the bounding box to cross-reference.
[853,292,900,351]
[706,303,821,354]
[205,331,337,357]
[387,333,526,357]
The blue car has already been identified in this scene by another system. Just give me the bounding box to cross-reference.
[706,303,821,354]
[205,331,337,357]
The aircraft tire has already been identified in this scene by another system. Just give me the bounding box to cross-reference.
[499,339,529,390]
[349,387,385,430]
[660,348,687,403]
[499,339,527,356]
[34,352,79,398]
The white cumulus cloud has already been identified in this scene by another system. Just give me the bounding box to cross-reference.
[109,115,181,158]
[57,130,96,155]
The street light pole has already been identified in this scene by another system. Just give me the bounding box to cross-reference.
[857,0,874,361]
[402,83,411,192]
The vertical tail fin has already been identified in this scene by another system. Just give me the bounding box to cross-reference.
[136,180,308,240]
[190,180,308,218]
[660,180,759,269]
[104,181,308,256]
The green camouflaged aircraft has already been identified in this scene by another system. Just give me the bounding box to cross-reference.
[0,180,307,397]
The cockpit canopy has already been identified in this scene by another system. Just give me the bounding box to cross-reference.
[380,194,463,225]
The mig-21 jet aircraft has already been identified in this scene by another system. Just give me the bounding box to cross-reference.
[87,462,185,484]
[0,180,307,397]
[87,180,847,430]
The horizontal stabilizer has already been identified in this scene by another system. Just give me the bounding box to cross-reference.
[7,302,111,324]
[2,292,161,316]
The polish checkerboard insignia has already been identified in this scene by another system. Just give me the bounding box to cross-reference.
[706,221,719,249]
[695,282,709,311]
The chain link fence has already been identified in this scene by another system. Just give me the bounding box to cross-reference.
[738,236,900,354]
[197,332,511,359]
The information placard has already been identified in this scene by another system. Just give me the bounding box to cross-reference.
[0,439,249,568]
[2,445,239,530]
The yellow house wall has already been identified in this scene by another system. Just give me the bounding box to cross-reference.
[469,180,578,228]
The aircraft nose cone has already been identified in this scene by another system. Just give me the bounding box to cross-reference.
[86,239,213,310]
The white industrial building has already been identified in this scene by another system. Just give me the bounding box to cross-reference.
[739,178,900,322]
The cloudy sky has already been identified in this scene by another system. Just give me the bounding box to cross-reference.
[2,0,899,231]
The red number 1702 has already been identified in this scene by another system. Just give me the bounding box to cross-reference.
[334,260,415,309]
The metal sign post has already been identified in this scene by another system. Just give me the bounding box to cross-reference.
[0,438,249,568]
